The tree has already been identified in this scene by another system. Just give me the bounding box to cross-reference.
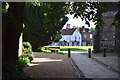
[23,2,69,51]
[2,2,26,78]
[90,27,95,32]
[23,2,105,51]
[2,2,40,79]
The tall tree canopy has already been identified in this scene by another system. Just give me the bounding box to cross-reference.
[23,2,69,51]
[23,2,113,51]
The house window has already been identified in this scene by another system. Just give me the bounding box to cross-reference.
[90,34,92,39]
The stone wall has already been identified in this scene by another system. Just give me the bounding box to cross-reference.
[93,11,117,52]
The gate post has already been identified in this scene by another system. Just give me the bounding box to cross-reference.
[68,48,71,58]
[88,48,91,58]
[103,48,106,57]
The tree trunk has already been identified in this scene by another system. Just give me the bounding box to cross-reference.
[2,2,25,78]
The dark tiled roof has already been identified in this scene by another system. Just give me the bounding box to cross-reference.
[78,28,90,33]
[62,28,76,35]
[78,28,83,33]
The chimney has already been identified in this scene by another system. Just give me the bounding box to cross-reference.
[82,26,85,32]
[66,24,70,29]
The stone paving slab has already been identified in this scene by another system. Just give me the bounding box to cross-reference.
[71,53,119,78]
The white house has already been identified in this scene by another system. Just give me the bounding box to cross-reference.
[59,28,82,46]
[52,24,82,46]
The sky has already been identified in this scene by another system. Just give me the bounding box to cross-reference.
[63,14,96,29]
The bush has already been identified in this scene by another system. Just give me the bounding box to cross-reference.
[22,42,33,62]
[22,42,33,54]
[19,42,33,69]
[23,42,32,49]
[2,63,31,79]
[37,47,43,52]
[38,47,46,52]
[18,55,30,69]
[20,54,33,62]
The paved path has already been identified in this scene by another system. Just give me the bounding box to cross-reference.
[71,53,119,78]
[92,52,118,71]
[59,50,88,54]
[24,52,78,78]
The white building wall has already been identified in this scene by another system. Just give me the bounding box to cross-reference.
[59,29,82,46]
[71,29,82,46]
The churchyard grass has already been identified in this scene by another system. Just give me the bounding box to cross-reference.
[44,46,93,51]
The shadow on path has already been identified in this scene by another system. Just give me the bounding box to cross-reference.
[24,52,78,78]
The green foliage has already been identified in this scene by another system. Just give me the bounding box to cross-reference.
[90,27,95,32]
[18,55,30,69]
[68,2,109,27]
[23,42,32,49]
[60,48,85,51]
[20,54,33,62]
[23,2,117,51]
[44,46,93,51]
[23,2,68,51]
[38,47,46,52]
[2,63,31,79]
[25,0,40,7]
[22,42,33,54]
[37,47,42,52]
[73,26,82,28]
[22,42,33,66]
[2,2,9,13]
[52,33,62,42]
[38,47,51,52]
[38,46,65,54]
[114,2,120,26]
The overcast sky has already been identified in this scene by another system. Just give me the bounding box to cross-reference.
[63,14,96,29]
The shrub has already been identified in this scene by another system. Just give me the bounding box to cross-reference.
[18,55,30,69]
[19,42,33,69]
[37,47,43,52]
[22,42,33,54]
[20,54,33,62]
[22,41,33,62]
[38,47,46,52]
[23,42,32,49]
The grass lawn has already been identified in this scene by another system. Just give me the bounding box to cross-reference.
[44,46,93,51]
[44,52,65,55]
[38,46,93,54]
